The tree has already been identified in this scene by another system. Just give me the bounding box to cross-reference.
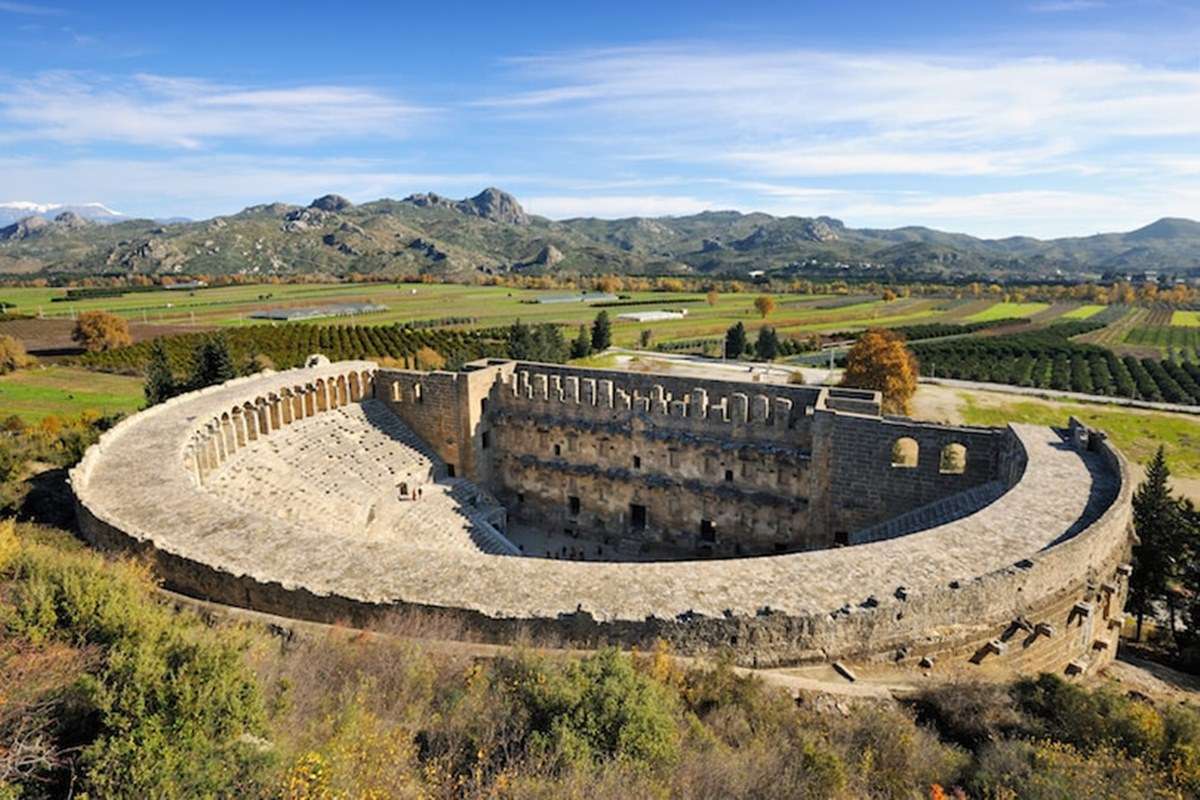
[595,275,621,294]
[882,288,898,302]
[1130,447,1185,642]
[639,329,653,349]
[0,335,34,374]
[72,311,132,352]
[189,335,237,390]
[753,295,776,319]
[507,320,534,360]
[706,290,719,307]
[590,311,612,352]
[570,325,592,359]
[754,326,779,361]
[143,340,178,406]
[724,322,747,360]
[841,328,919,415]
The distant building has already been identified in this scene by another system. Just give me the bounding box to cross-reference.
[249,302,388,321]
[617,309,688,322]
[163,280,208,290]
[535,292,619,304]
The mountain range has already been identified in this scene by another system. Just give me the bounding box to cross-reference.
[1,188,1198,281]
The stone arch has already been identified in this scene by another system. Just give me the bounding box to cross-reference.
[231,407,247,448]
[939,442,967,474]
[242,402,259,441]
[268,393,283,429]
[349,371,362,402]
[315,379,329,412]
[336,374,349,406]
[303,384,316,417]
[255,398,271,437]
[890,437,919,468]
[361,369,374,399]
[220,412,237,455]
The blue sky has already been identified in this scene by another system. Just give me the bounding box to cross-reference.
[1,0,1198,238]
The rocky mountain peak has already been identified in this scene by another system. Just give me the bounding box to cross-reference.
[401,187,529,225]
[309,194,353,213]
[462,187,529,225]
[0,215,51,241]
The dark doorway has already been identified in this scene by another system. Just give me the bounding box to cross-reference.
[724,469,734,482]
[446,463,456,478]
[700,519,716,543]
[632,455,642,469]
[630,503,647,531]
[569,495,581,516]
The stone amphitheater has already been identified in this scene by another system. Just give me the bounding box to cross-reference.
[71,356,1135,678]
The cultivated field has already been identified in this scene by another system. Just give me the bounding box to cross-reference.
[0,366,143,422]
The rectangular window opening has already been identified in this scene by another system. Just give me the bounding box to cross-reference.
[569,495,581,516]
[630,503,647,531]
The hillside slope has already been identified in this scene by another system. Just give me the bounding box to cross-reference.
[2,188,1198,280]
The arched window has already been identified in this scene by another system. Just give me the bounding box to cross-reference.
[891,437,919,468]
[940,443,967,474]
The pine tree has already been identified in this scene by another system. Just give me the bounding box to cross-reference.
[570,325,592,359]
[724,322,747,360]
[507,320,533,360]
[590,311,612,352]
[1177,501,1200,652]
[143,340,177,406]
[754,326,779,361]
[1130,447,1183,642]
[189,335,237,391]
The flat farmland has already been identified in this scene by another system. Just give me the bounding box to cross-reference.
[0,283,974,348]
[1174,310,1200,327]
[964,301,1051,322]
[0,366,143,422]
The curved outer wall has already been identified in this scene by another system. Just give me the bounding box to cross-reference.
[71,362,1134,676]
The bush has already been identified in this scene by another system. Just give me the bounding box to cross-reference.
[0,335,34,375]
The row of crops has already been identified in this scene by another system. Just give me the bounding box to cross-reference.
[1124,323,1200,355]
[910,322,1200,405]
[78,323,509,374]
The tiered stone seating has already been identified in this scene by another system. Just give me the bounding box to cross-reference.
[203,400,517,555]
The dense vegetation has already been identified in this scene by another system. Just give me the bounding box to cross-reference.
[910,322,1200,403]
[78,323,510,375]
[2,519,1200,799]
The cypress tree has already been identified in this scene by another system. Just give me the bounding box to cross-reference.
[143,339,177,406]
[590,311,612,352]
[570,325,592,359]
[507,320,534,360]
[754,326,779,361]
[1130,447,1183,641]
[724,322,747,360]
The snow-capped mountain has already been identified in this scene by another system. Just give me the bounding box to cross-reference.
[0,201,128,226]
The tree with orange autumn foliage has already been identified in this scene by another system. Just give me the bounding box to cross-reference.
[841,328,919,415]
[753,295,776,319]
[71,311,132,352]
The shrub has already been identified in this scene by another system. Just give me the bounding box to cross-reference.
[0,335,34,374]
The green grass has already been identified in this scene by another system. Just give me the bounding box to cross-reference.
[1173,310,1200,328]
[958,393,1200,477]
[964,302,1051,322]
[0,366,144,422]
[1061,304,1106,320]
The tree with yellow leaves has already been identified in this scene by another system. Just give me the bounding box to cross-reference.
[841,328,919,415]
[753,295,775,319]
[414,346,446,371]
[72,311,132,352]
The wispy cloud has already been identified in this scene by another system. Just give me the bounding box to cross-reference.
[483,46,1200,180]
[0,71,429,148]
[0,1,62,15]
[1028,1,1105,12]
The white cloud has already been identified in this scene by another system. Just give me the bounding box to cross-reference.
[486,47,1200,179]
[0,1,62,15]
[0,72,428,148]
[1028,1,1105,12]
